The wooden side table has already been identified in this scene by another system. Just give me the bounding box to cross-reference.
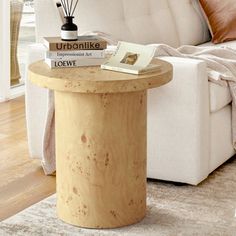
[28,59,172,229]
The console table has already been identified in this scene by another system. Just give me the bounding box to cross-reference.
[28,59,172,229]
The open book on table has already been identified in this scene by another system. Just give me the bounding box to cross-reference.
[101,41,161,75]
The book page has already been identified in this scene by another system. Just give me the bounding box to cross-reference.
[103,42,156,70]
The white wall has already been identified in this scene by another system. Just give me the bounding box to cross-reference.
[0,0,10,101]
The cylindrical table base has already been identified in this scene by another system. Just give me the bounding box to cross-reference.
[55,90,147,229]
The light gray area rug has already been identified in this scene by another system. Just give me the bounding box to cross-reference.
[1,157,236,236]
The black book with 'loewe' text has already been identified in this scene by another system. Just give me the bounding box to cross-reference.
[43,36,107,51]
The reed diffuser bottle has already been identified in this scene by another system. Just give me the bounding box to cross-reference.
[60,0,79,41]
[61,16,77,41]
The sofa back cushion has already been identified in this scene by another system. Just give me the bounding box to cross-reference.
[169,0,210,45]
[35,0,210,47]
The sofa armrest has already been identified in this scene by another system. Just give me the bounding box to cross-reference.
[25,43,49,159]
[147,57,210,184]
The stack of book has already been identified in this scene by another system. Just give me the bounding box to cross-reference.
[43,36,107,68]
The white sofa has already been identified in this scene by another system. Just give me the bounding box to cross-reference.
[26,0,235,185]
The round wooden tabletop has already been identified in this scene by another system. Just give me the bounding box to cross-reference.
[28,59,173,93]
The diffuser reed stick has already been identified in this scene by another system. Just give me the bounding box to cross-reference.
[66,0,70,15]
[60,0,67,16]
[71,0,79,16]
[60,0,79,17]
[69,0,74,16]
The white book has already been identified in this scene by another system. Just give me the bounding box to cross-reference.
[101,41,161,75]
[45,58,106,68]
[45,50,105,60]
[101,63,161,75]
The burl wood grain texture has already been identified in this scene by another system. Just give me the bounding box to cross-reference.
[55,90,147,228]
[28,59,173,93]
[28,60,173,228]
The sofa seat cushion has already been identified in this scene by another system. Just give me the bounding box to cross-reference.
[199,40,236,49]
[198,40,236,112]
[209,82,232,113]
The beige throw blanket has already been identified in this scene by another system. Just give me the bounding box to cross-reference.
[41,44,236,175]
